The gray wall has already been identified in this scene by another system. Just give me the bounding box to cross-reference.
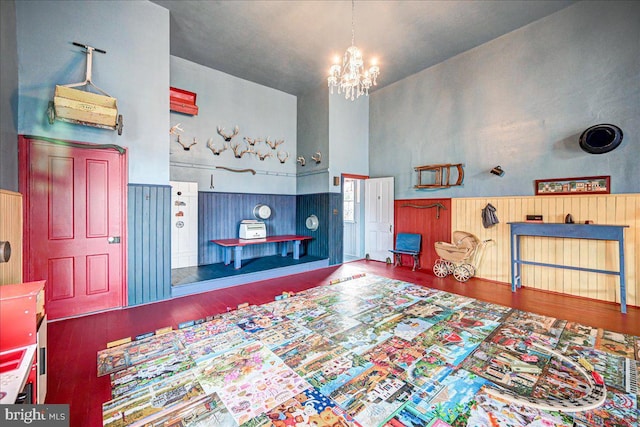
[16,0,170,185]
[370,1,640,198]
[0,0,18,191]
[297,85,330,195]
[329,93,369,191]
[169,56,297,195]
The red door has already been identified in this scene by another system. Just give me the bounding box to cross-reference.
[21,136,127,319]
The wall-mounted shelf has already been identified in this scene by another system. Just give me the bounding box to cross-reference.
[414,163,464,189]
[170,87,198,115]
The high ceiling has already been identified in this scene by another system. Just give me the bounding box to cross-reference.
[151,0,575,96]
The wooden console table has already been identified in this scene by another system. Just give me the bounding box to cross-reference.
[508,222,629,313]
[211,235,313,269]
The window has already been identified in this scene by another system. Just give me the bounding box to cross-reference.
[343,179,355,222]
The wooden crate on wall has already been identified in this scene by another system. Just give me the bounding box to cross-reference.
[0,189,23,285]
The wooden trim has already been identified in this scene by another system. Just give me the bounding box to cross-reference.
[342,173,369,180]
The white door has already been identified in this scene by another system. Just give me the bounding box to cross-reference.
[170,181,198,268]
[364,177,394,262]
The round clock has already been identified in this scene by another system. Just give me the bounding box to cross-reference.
[305,215,319,231]
[253,204,272,220]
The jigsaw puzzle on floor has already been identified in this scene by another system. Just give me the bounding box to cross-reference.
[98,274,639,427]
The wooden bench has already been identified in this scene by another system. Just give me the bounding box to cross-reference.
[211,235,313,269]
[389,233,421,271]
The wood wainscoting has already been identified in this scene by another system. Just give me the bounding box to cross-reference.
[452,194,639,308]
[0,189,22,285]
[394,198,452,271]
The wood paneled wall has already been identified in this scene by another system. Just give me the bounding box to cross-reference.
[394,198,452,270]
[0,190,22,284]
[128,184,172,305]
[199,192,296,265]
[451,194,639,308]
[296,193,343,265]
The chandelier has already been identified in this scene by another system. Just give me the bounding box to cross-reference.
[328,0,380,101]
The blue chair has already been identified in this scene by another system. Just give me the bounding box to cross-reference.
[389,233,421,271]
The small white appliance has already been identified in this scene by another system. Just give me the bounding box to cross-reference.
[239,220,267,239]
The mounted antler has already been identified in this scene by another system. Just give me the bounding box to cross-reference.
[265,138,285,150]
[206,138,228,155]
[217,125,240,142]
[230,143,253,158]
[256,151,272,161]
[296,156,306,166]
[241,147,256,158]
[243,137,263,146]
[277,151,289,164]
[311,151,322,164]
[169,123,184,135]
[176,135,197,151]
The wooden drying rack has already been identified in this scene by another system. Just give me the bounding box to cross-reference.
[414,163,464,189]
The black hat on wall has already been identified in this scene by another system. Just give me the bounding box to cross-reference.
[579,124,623,154]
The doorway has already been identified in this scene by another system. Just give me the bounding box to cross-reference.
[20,136,127,320]
[342,177,364,262]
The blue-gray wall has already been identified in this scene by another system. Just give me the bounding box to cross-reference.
[169,56,297,195]
[329,93,369,191]
[0,0,18,191]
[370,1,640,198]
[15,0,170,185]
[297,85,331,194]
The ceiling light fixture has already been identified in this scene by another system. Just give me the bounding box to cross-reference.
[328,0,380,101]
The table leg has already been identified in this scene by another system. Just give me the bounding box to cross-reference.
[293,241,301,259]
[511,232,518,292]
[234,246,243,269]
[280,242,287,257]
[619,236,627,314]
[223,248,231,265]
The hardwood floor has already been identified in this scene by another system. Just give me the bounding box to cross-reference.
[45,260,639,426]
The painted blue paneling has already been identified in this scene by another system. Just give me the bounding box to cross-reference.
[128,184,172,305]
[296,193,329,260]
[199,192,296,265]
[328,193,343,265]
[296,193,342,265]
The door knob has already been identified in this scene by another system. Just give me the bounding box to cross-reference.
[108,236,121,244]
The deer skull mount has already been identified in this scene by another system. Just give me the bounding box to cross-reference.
[311,151,322,164]
[266,138,285,150]
[169,123,184,135]
[217,125,240,142]
[256,151,272,161]
[230,143,254,158]
[243,137,263,146]
[176,135,197,151]
[297,156,306,166]
[206,138,228,156]
[277,151,289,164]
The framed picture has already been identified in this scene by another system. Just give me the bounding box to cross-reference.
[534,176,610,196]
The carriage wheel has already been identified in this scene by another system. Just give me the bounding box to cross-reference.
[433,260,449,278]
[453,265,472,282]
[444,261,455,274]
[464,264,476,277]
